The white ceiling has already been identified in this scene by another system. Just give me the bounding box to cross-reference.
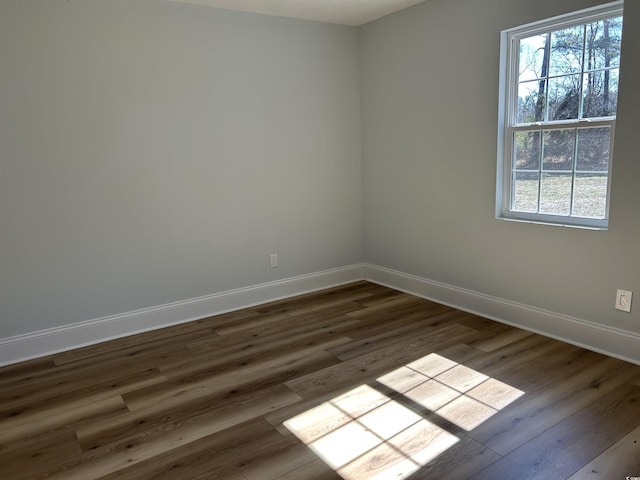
[168,0,428,26]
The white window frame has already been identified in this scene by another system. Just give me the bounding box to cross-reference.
[496,1,623,230]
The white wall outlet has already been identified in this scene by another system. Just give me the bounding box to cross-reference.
[269,254,278,268]
[615,289,632,312]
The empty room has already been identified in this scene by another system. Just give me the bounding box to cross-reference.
[1,0,639,479]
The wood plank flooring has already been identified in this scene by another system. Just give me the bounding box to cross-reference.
[1,281,639,480]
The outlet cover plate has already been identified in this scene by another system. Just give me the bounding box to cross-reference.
[615,289,632,312]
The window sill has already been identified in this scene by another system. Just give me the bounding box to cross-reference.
[496,214,608,231]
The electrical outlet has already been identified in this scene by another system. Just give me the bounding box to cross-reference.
[615,289,632,312]
[270,254,278,268]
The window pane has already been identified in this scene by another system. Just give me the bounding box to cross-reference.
[573,173,607,218]
[514,131,541,169]
[585,17,623,71]
[519,34,548,82]
[543,129,575,170]
[549,25,584,76]
[582,68,619,118]
[576,127,610,171]
[548,75,580,120]
[517,80,546,123]
[540,173,572,215]
[513,172,539,212]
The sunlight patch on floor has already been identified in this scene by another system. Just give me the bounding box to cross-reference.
[285,385,458,480]
[284,353,524,480]
[379,353,524,431]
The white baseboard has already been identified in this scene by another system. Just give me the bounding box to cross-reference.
[4,262,638,367]
[364,264,640,365]
[0,264,366,367]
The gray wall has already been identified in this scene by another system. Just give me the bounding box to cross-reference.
[361,0,640,334]
[0,0,363,337]
[2,0,637,342]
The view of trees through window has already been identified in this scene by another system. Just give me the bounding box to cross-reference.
[510,14,622,220]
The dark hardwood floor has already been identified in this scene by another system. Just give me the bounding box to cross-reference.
[1,281,639,479]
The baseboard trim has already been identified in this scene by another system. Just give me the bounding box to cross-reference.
[0,264,366,366]
[4,263,638,367]
[364,264,640,365]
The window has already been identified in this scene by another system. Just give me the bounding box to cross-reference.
[497,2,623,229]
